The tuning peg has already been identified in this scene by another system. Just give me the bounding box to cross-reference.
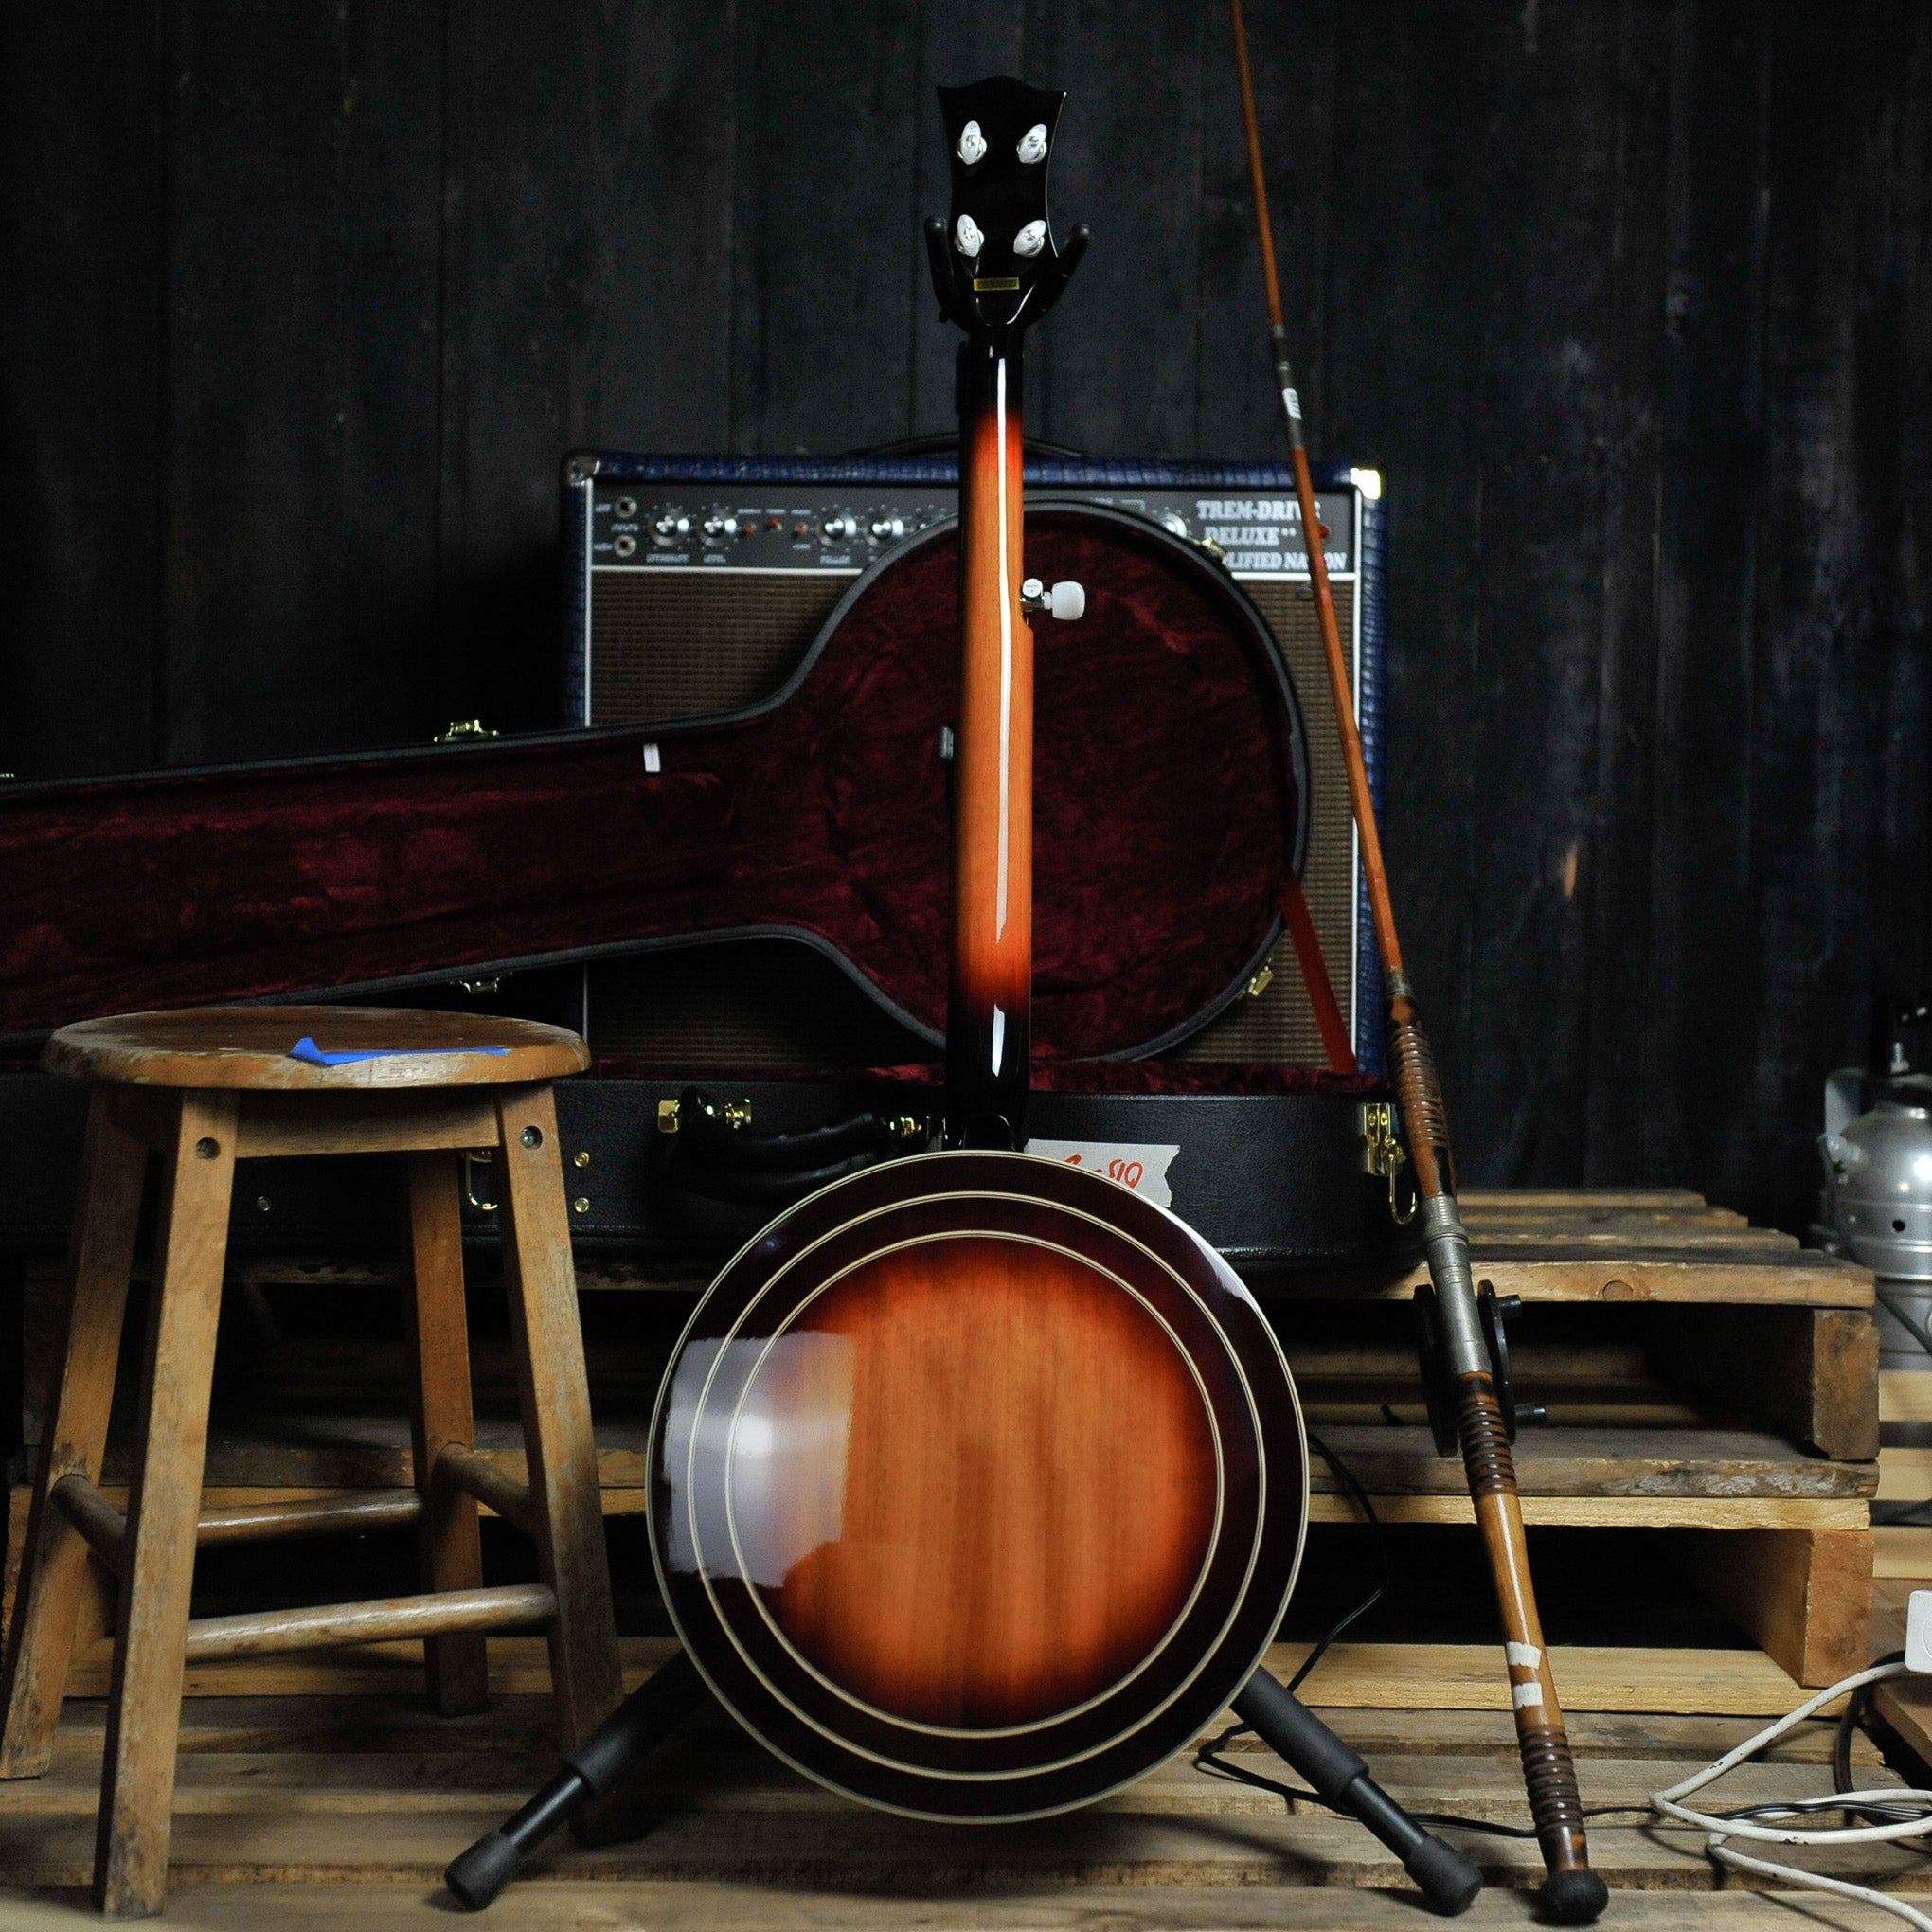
[954,213,984,259]
[1013,220,1046,258]
[1017,123,1048,165]
[957,120,987,165]
[1021,579,1085,620]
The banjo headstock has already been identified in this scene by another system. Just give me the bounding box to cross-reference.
[925,76,1088,342]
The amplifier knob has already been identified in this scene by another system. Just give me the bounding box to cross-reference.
[821,513,856,543]
[1158,510,1189,537]
[869,514,904,541]
[701,511,733,539]
[653,509,689,541]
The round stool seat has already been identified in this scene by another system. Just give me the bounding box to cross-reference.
[43,1005,589,1091]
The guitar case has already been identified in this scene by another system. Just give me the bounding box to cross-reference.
[0,506,1410,1270]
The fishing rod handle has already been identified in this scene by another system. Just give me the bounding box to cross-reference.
[1387,1005,1605,1921]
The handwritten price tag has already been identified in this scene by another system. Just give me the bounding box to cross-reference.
[1023,1139,1181,1208]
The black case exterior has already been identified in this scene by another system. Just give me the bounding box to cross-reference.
[0,1073,1408,1276]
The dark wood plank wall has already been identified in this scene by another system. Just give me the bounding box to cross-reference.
[2,1,1927,1231]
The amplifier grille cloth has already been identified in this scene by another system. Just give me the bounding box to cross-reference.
[584,571,1354,1069]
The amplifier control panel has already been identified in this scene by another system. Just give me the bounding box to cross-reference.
[588,480,1358,579]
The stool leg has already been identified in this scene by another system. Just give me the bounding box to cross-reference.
[96,1091,236,1919]
[493,1083,622,1749]
[1,1092,148,1779]
[402,1151,489,1715]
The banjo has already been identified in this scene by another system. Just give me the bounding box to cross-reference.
[646,72,1304,1816]
[446,76,1478,1914]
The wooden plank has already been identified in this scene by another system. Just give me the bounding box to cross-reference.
[1319,1496,1865,1530]
[96,1089,238,1915]
[38,1635,1829,1717]
[1880,1446,1932,1500]
[1310,1423,1875,1500]
[493,1084,622,1749]
[1272,1252,1873,1308]
[728,0,921,456]
[37,1694,1871,1768]
[37,1480,1864,1536]
[75,1414,1878,1507]
[159,0,443,762]
[437,0,737,727]
[1646,1306,1880,1460]
[0,1738,1882,1823]
[1876,1527,1932,1580]
[1876,1671,1932,1775]
[8,1883,1899,1931]
[232,1093,501,1159]
[1711,1,1931,1233]
[9,1780,1922,1897]
[1678,1529,1873,1687]
[401,1150,487,1714]
[0,6,163,778]
[0,1094,146,1778]
[1884,1372,1932,1424]
[1459,1191,1712,1209]
[1024,0,1210,455]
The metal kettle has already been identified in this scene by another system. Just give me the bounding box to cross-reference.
[1820,1068,1932,1366]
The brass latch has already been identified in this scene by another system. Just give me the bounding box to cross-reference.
[656,1099,681,1135]
[1359,1100,1416,1225]
[436,719,498,743]
[462,1148,499,1213]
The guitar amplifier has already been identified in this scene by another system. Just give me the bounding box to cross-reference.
[559,453,1387,1073]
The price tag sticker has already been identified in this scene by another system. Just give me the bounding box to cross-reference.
[1023,1139,1181,1208]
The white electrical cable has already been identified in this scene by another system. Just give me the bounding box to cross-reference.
[1651,1659,1932,1928]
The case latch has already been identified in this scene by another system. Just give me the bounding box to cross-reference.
[1359,1100,1416,1225]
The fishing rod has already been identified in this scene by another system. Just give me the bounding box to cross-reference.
[1226,4,1606,1919]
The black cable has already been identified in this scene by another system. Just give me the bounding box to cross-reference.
[1287,1429,1388,1694]
[1833,1651,1924,1829]
[1195,1744,1932,1844]
[1197,1433,1925,1845]
[1192,1429,1391,1787]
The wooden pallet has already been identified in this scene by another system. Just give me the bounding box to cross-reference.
[9,1190,1880,1688]
[0,1646,1911,1928]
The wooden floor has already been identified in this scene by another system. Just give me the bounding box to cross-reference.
[1,1639,1923,1929]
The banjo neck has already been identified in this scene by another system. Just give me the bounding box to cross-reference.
[945,339,1031,1147]
[927,76,1087,1151]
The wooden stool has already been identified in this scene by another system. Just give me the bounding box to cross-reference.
[0,1007,624,1917]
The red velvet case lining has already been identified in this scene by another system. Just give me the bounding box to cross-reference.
[0,512,1304,1060]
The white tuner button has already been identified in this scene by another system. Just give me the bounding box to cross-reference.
[1019,579,1085,620]
[1013,220,1046,258]
[954,213,984,259]
[957,120,987,165]
[1016,123,1048,165]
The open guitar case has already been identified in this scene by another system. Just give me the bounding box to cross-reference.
[0,492,1411,1279]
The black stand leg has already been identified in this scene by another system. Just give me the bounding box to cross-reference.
[1234,1668,1483,1916]
[444,1647,707,1910]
